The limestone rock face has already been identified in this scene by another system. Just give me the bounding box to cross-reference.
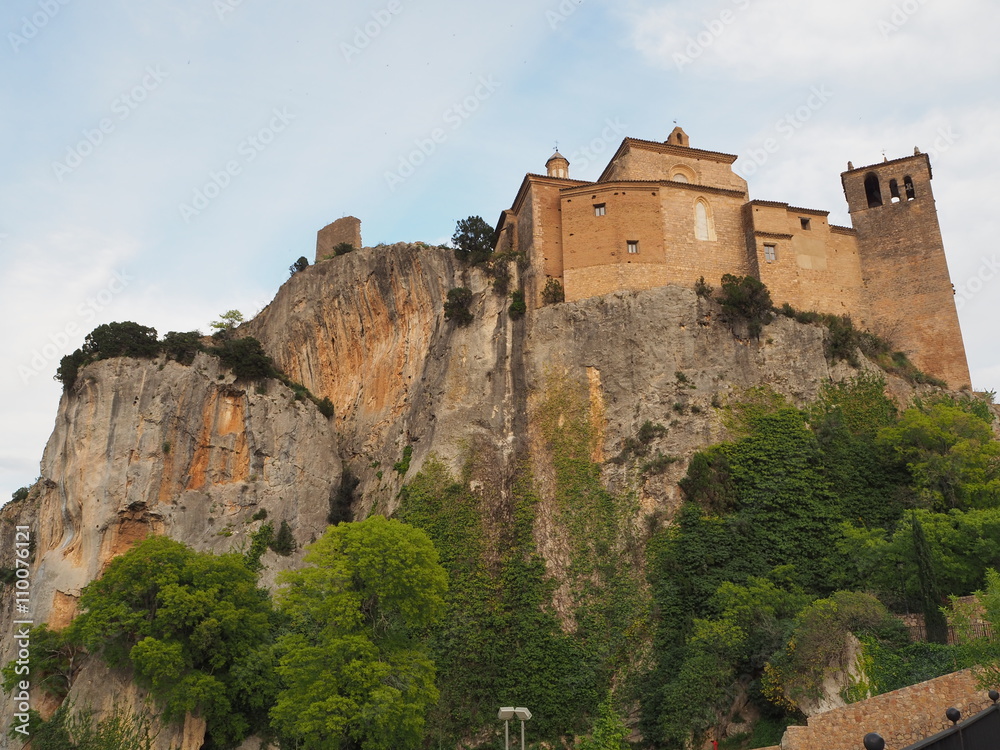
[0,353,340,746]
[0,242,909,747]
[245,243,523,516]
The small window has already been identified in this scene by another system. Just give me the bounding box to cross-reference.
[800,217,811,230]
[672,173,689,183]
[627,240,639,254]
[594,204,606,217]
[889,179,901,203]
[904,175,916,200]
[764,244,777,263]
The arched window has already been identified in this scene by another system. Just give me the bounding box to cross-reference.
[889,179,901,203]
[864,173,883,208]
[904,175,916,200]
[672,173,689,183]
[694,199,716,241]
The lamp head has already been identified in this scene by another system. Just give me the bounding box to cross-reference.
[513,707,532,721]
[498,707,516,721]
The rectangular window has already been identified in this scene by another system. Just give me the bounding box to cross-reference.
[627,240,639,254]
[800,217,811,230]
[594,204,606,217]
[764,244,777,263]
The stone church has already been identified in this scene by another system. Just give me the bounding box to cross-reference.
[493,127,970,389]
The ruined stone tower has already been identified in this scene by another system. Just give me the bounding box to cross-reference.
[841,153,971,389]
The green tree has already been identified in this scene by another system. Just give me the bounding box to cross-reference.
[878,403,1000,511]
[161,331,204,366]
[213,337,277,381]
[56,322,161,388]
[65,537,277,748]
[579,694,630,750]
[717,274,774,339]
[290,256,310,276]
[83,322,160,360]
[451,216,494,265]
[210,310,244,335]
[271,515,448,750]
[911,512,949,644]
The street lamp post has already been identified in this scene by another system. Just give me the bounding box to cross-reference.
[498,707,531,750]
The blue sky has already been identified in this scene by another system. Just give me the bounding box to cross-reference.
[2,0,998,503]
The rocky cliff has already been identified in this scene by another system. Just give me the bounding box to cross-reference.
[0,242,909,748]
[0,353,340,748]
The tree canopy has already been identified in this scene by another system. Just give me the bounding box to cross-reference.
[66,537,277,748]
[451,216,494,265]
[271,515,448,750]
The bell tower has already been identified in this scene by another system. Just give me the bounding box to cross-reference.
[841,151,970,388]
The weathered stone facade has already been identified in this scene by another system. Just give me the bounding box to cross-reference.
[495,127,971,388]
[315,215,362,262]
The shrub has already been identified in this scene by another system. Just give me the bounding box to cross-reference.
[269,520,296,556]
[332,242,356,256]
[542,277,565,304]
[328,470,358,525]
[289,256,309,275]
[83,322,160,360]
[717,274,774,339]
[444,287,474,326]
[11,486,29,504]
[393,445,413,475]
[486,255,512,295]
[641,452,680,476]
[694,276,713,298]
[56,322,161,388]
[316,396,334,418]
[508,289,527,319]
[213,337,278,381]
[452,216,495,265]
[161,331,203,366]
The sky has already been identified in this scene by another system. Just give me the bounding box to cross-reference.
[2,0,998,504]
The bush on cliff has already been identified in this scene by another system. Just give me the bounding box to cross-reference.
[56,322,160,388]
[444,287,474,326]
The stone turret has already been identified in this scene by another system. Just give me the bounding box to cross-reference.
[545,151,570,179]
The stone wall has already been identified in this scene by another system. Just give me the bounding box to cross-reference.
[780,670,995,750]
[315,216,362,262]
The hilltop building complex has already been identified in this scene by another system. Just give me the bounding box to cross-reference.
[493,127,970,389]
